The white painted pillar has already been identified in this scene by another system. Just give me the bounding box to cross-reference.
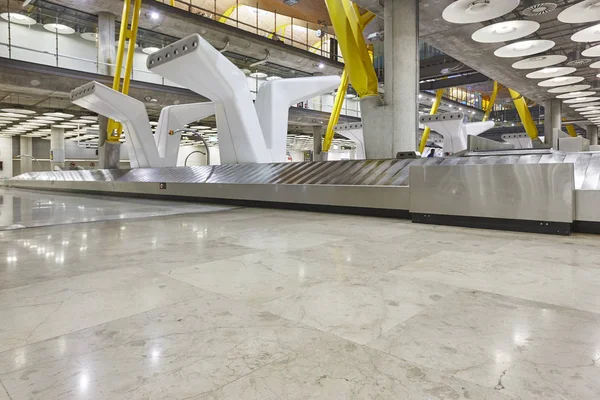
[19,136,32,174]
[50,127,65,170]
[544,99,561,148]
[588,125,598,146]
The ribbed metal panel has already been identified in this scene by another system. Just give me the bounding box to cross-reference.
[11,153,600,190]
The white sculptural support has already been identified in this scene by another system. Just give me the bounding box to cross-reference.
[146,34,272,164]
[255,76,341,162]
[420,112,494,154]
[333,122,366,159]
[70,81,160,168]
[155,102,216,166]
[71,81,215,168]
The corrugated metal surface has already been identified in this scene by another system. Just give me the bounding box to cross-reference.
[11,152,600,190]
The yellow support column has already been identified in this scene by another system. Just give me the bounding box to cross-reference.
[563,118,577,137]
[106,0,142,142]
[322,0,377,152]
[508,88,538,140]
[418,89,444,154]
[483,81,500,122]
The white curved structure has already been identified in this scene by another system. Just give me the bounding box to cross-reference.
[420,112,494,154]
[147,33,341,164]
[146,34,271,164]
[255,76,341,162]
[71,81,214,168]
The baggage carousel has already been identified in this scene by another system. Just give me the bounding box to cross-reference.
[3,150,600,235]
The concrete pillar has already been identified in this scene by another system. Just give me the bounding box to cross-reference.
[50,127,65,170]
[587,125,598,146]
[313,125,324,161]
[19,136,33,173]
[360,0,419,159]
[97,12,120,169]
[544,99,562,149]
[385,0,419,155]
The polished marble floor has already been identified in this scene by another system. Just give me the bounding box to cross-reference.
[0,189,599,399]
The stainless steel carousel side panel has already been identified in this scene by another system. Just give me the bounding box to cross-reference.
[409,163,574,223]
[575,190,600,223]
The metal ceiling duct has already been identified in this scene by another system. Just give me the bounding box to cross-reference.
[521,1,558,17]
[566,44,593,67]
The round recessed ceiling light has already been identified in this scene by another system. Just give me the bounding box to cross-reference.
[472,20,539,43]
[575,106,600,112]
[70,119,92,124]
[564,97,600,104]
[0,12,36,25]
[572,23,600,43]
[266,76,282,81]
[23,121,47,126]
[582,44,600,58]
[149,121,158,126]
[80,32,98,41]
[0,117,19,122]
[511,55,567,70]
[189,125,211,130]
[52,123,78,128]
[249,72,268,79]
[558,0,600,24]
[142,47,160,55]
[80,115,98,121]
[0,108,35,114]
[556,91,597,99]
[525,67,576,79]
[569,101,600,108]
[580,110,600,115]
[590,60,600,69]
[0,112,25,118]
[494,40,555,58]
[44,112,74,118]
[538,76,585,87]
[43,23,75,35]
[548,84,592,94]
[442,0,519,24]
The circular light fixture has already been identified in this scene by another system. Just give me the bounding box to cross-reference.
[0,12,36,25]
[558,0,600,24]
[564,97,600,104]
[575,106,600,111]
[442,0,519,24]
[572,23,600,43]
[17,124,42,128]
[345,94,357,99]
[0,112,25,118]
[582,44,600,58]
[494,40,555,58]
[0,108,35,114]
[580,110,600,115]
[590,60,600,69]
[0,117,19,122]
[80,32,98,41]
[249,72,268,79]
[44,112,74,118]
[23,121,47,126]
[43,23,75,35]
[511,55,567,70]
[472,20,539,43]
[266,76,282,81]
[142,47,160,55]
[569,101,600,108]
[525,67,576,79]
[51,123,78,128]
[189,125,211,129]
[556,91,597,99]
[548,84,592,94]
[70,119,92,124]
[80,115,98,121]
[34,116,63,122]
[538,76,585,87]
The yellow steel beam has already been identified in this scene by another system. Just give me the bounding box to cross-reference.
[323,68,349,152]
[324,0,378,97]
[418,89,444,154]
[563,118,577,137]
[218,5,239,23]
[106,0,142,142]
[483,81,499,122]
[267,23,291,39]
[508,88,538,140]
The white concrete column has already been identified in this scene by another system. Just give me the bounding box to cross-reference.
[19,136,33,174]
[544,99,561,149]
[587,125,598,146]
[360,0,419,159]
[313,125,324,161]
[385,0,419,154]
[97,12,120,169]
[50,127,65,170]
